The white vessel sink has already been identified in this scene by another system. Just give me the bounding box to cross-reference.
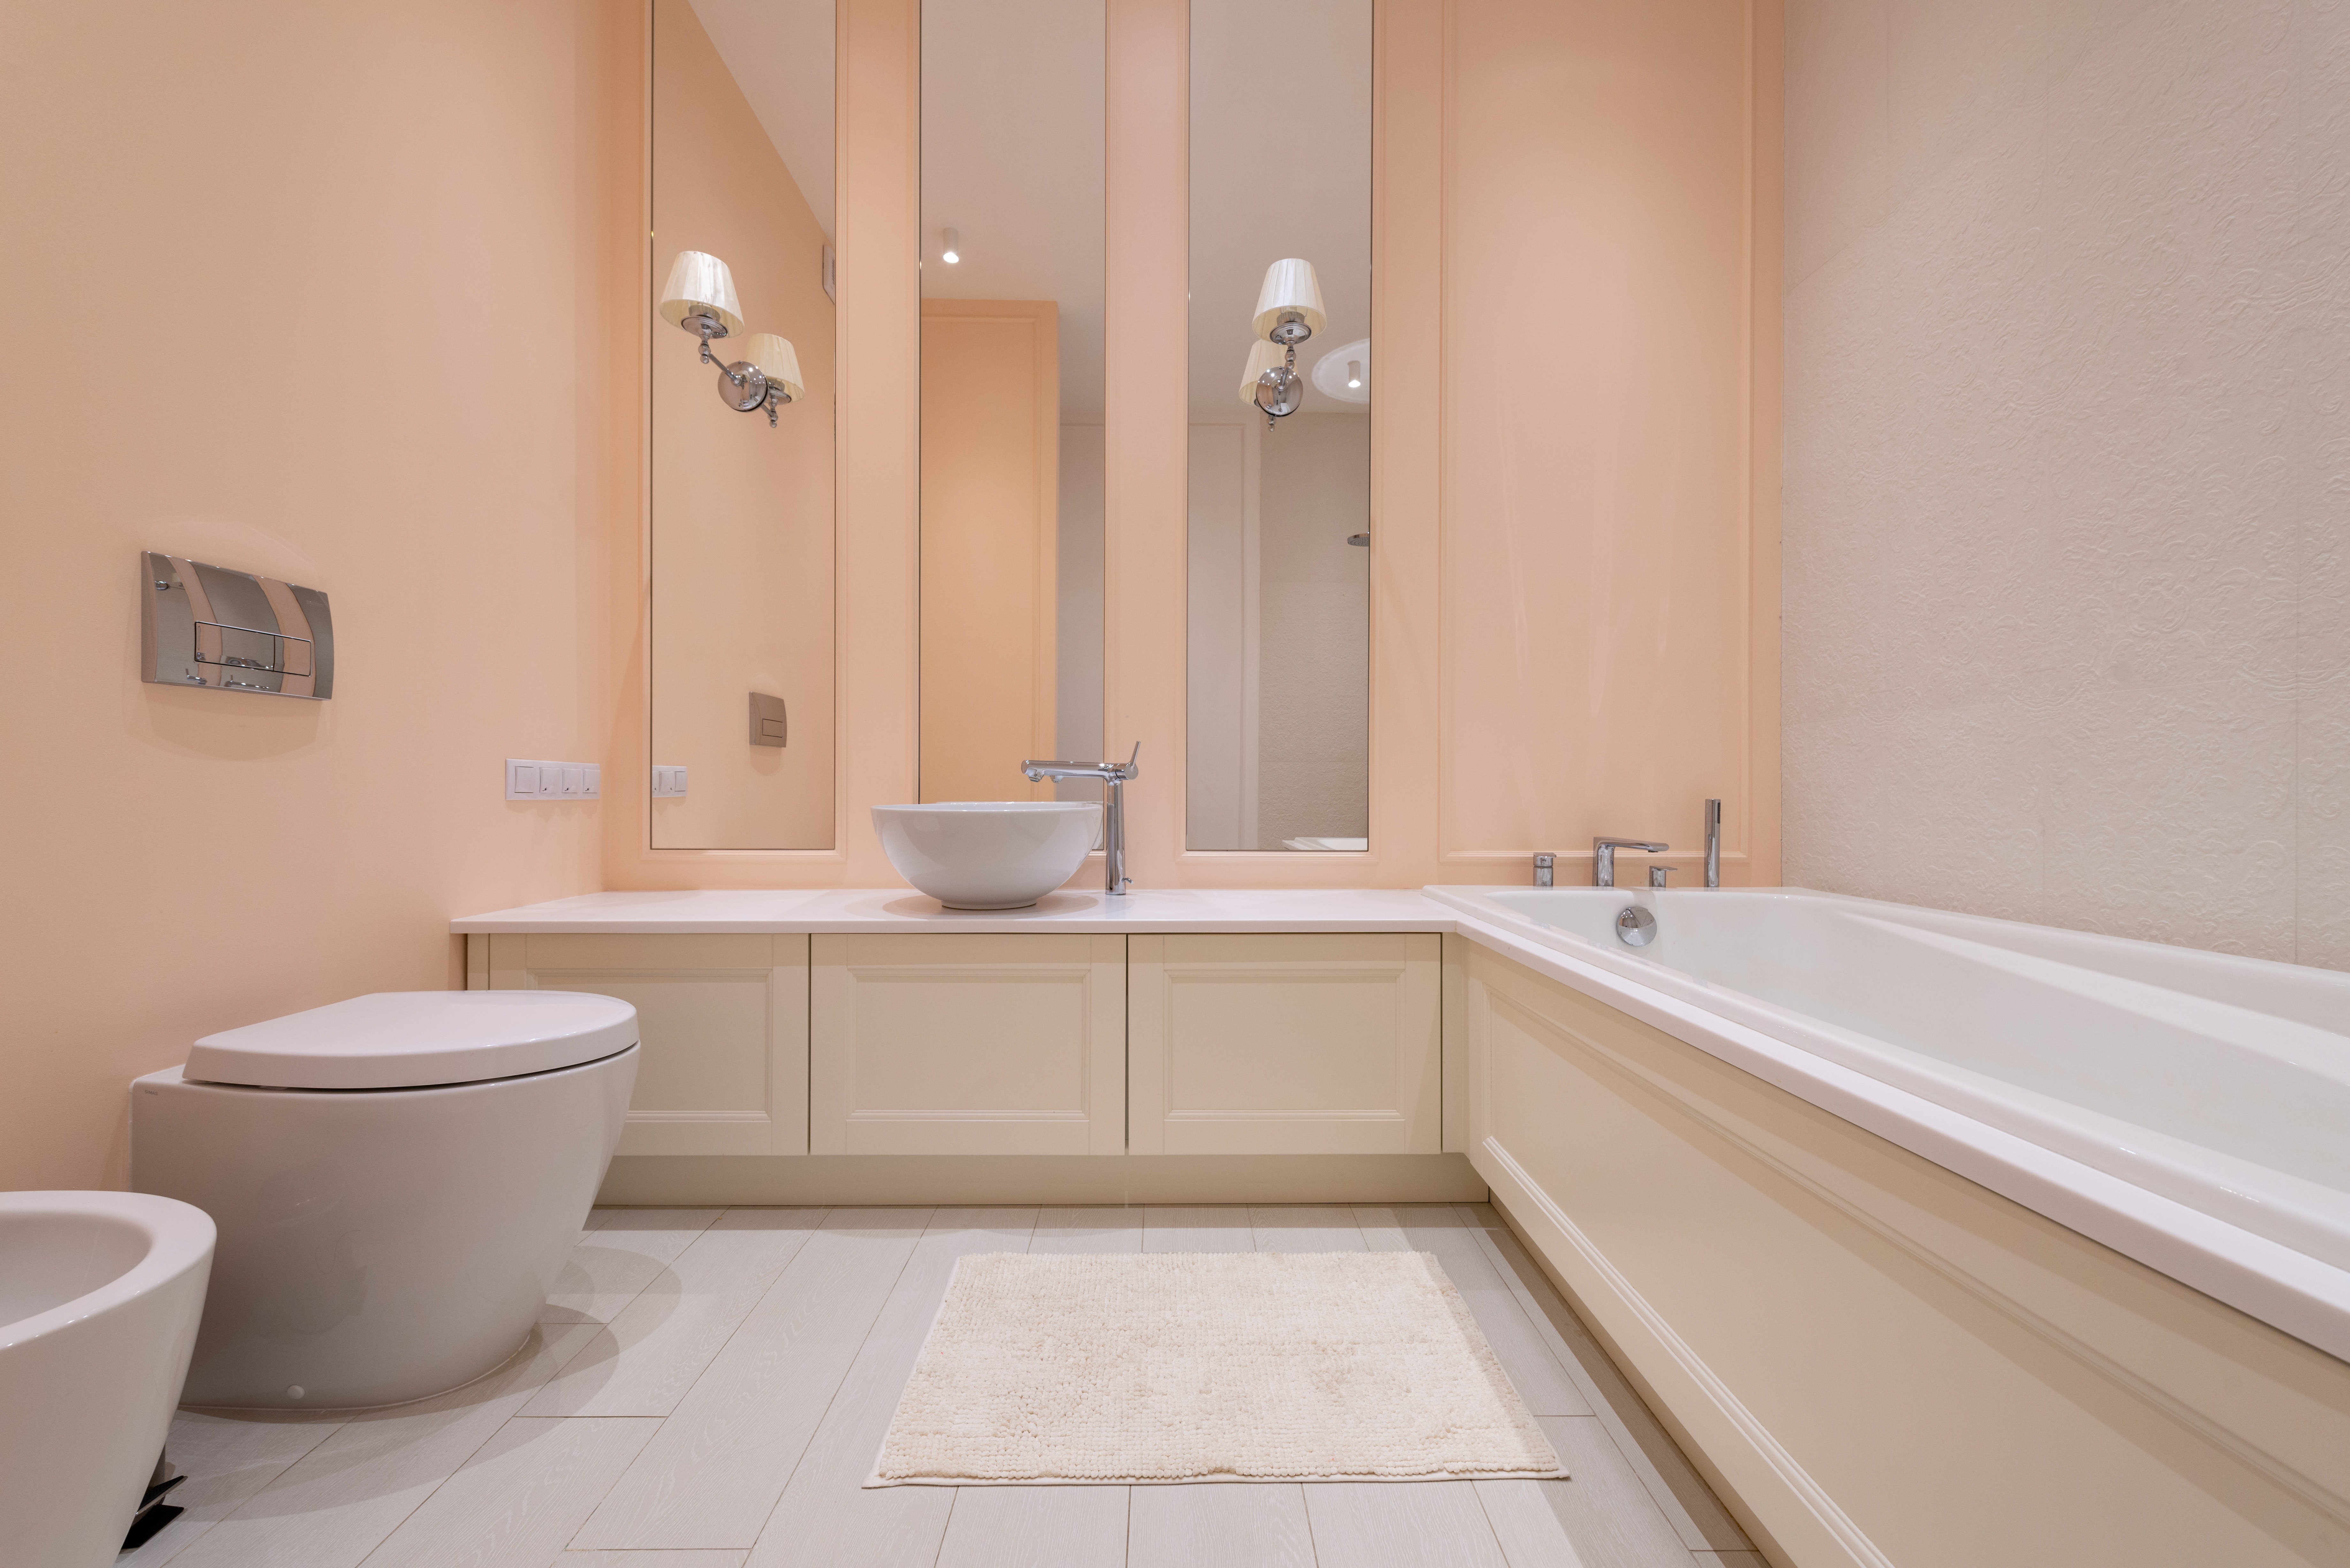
[873,802,1101,909]
[0,1191,216,1568]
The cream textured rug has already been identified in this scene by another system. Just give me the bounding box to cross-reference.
[868,1251,1565,1486]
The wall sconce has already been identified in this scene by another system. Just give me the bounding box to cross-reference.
[1239,340,1298,416]
[941,227,962,265]
[658,249,801,428]
[1246,258,1326,427]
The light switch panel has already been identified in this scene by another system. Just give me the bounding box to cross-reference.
[653,765,689,798]
[507,758,602,802]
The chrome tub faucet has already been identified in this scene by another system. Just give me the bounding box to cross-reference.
[1022,743,1141,895]
[1592,837,1669,889]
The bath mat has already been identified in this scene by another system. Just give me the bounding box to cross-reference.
[868,1250,1565,1486]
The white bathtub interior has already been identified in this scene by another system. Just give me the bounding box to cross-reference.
[1450,887,2350,1277]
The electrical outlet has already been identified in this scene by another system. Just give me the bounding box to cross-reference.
[652,765,689,798]
[507,759,602,801]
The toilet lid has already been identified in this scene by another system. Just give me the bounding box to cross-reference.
[185,991,639,1090]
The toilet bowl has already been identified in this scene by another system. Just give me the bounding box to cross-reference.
[130,990,638,1409]
[0,1191,215,1568]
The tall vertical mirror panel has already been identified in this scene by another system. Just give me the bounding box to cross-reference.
[1186,0,1373,852]
[918,0,1107,803]
[649,0,838,850]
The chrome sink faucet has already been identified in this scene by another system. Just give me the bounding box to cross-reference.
[1592,837,1669,889]
[1023,743,1141,895]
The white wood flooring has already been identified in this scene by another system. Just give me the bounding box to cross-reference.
[126,1204,1763,1568]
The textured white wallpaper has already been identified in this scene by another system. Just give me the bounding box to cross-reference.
[1781,0,2348,969]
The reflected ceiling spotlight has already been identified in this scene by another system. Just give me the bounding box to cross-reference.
[941,227,961,264]
[1309,337,1371,405]
[1246,258,1326,428]
[658,250,801,427]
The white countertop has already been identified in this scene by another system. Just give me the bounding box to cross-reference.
[450,886,1462,935]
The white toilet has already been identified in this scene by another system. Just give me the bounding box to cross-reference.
[130,990,638,1409]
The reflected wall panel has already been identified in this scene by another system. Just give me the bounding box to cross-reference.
[649,0,838,849]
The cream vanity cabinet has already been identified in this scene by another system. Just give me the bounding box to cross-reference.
[472,928,1445,1159]
[1127,934,1443,1155]
[474,934,809,1156]
[809,934,1127,1155]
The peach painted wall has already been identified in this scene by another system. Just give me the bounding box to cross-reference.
[1438,0,1777,888]
[0,0,639,1188]
[649,0,838,850]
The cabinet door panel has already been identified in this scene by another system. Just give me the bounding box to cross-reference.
[1128,933,1442,1155]
[481,932,808,1156]
[810,933,1126,1155]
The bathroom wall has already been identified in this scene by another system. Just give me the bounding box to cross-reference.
[0,0,637,1187]
[1782,0,2349,969]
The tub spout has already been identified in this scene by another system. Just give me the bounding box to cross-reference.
[1592,837,1669,889]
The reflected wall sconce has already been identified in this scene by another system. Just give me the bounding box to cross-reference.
[1246,257,1326,427]
[1239,340,1297,415]
[658,249,802,427]
[941,228,962,265]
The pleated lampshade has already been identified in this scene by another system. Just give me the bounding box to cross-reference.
[1251,258,1327,342]
[658,250,745,338]
[1238,340,1288,407]
[743,333,804,403]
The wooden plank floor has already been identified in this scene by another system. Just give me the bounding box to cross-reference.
[127,1205,1760,1568]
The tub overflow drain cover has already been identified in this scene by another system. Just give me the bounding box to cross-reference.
[1616,906,1657,947]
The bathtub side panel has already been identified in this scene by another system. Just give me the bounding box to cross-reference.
[1462,943,2350,1568]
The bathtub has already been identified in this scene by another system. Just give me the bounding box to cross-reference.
[0,1191,216,1568]
[1428,885,2350,1359]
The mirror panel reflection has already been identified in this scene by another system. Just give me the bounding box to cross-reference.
[918,0,1107,805]
[649,0,838,849]
[1186,0,1373,853]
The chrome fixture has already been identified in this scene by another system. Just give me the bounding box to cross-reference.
[140,553,333,699]
[1242,258,1327,428]
[1023,743,1142,895]
[1704,798,1722,888]
[749,691,787,748]
[658,250,804,426]
[1532,852,1556,888]
[1649,866,1673,888]
[1591,836,1669,889]
[1616,905,1658,946]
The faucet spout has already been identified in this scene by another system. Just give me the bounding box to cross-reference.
[1591,836,1670,889]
